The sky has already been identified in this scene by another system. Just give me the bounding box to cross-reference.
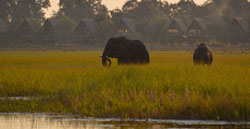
[45,0,207,18]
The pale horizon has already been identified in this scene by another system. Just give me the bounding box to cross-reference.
[45,0,207,18]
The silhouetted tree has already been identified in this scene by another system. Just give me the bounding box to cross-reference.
[58,0,108,23]
[12,0,50,21]
[145,16,170,43]
[0,0,15,21]
[95,20,114,42]
[58,0,93,21]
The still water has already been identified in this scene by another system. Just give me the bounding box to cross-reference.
[0,113,249,129]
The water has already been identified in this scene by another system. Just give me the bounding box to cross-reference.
[0,113,249,129]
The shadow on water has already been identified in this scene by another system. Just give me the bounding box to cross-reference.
[0,113,249,129]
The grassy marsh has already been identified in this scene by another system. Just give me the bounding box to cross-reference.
[0,51,249,120]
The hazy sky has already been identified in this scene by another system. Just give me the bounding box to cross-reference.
[45,0,207,18]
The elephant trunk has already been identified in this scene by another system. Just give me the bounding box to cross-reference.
[102,56,111,66]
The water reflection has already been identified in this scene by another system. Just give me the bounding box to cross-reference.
[0,113,249,129]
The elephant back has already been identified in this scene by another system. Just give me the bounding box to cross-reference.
[193,43,213,65]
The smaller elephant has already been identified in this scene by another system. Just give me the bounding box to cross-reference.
[101,36,150,66]
[193,43,213,65]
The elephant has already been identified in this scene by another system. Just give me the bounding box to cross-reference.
[101,36,150,66]
[193,43,213,65]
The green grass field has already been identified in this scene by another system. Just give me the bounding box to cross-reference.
[0,51,249,121]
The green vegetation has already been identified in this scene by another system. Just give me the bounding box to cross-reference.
[1,0,250,45]
[0,51,249,121]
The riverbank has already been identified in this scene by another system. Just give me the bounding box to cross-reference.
[0,51,249,120]
[1,113,249,129]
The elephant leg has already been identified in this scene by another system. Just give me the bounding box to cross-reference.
[204,56,210,65]
[118,58,126,65]
[117,58,122,65]
[194,60,199,65]
[207,60,212,65]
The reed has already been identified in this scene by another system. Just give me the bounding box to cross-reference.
[0,51,249,120]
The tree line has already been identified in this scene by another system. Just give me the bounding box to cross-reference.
[0,0,250,46]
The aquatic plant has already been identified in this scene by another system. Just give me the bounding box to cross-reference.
[0,51,249,121]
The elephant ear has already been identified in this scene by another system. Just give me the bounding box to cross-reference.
[104,36,129,58]
[115,37,128,57]
[103,38,116,57]
[105,38,116,50]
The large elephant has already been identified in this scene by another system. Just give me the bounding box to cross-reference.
[193,43,213,65]
[102,36,150,66]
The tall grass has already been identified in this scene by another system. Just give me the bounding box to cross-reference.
[0,51,249,120]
